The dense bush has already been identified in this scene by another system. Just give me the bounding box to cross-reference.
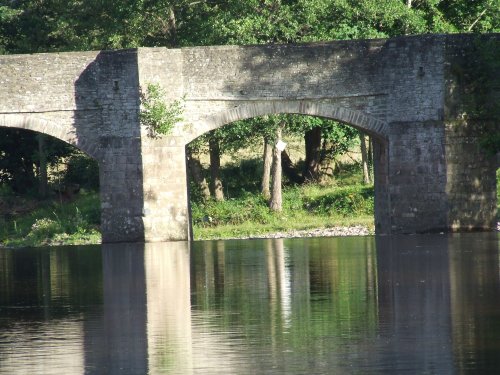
[219,158,263,198]
[305,185,374,216]
[191,193,272,226]
[0,192,100,247]
[63,153,99,191]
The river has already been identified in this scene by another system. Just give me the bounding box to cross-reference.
[0,233,499,374]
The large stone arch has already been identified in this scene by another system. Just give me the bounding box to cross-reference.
[0,113,101,160]
[180,100,391,236]
[185,101,388,144]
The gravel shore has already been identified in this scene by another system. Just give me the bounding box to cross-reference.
[223,222,500,241]
[223,225,372,240]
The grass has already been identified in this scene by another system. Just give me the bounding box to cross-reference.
[192,179,375,240]
[0,191,101,247]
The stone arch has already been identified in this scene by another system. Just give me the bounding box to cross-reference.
[183,99,392,237]
[185,101,389,144]
[0,113,101,160]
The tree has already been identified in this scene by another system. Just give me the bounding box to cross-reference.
[209,136,224,201]
[37,134,48,198]
[186,147,211,201]
[261,140,272,199]
[269,126,283,212]
[359,132,372,184]
[303,126,322,182]
[0,129,72,195]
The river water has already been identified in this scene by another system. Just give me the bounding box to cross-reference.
[0,233,499,374]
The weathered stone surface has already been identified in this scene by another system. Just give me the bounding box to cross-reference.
[0,34,498,242]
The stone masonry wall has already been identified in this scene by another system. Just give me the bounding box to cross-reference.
[444,35,499,231]
[0,49,146,242]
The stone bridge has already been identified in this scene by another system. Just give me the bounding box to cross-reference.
[0,34,498,242]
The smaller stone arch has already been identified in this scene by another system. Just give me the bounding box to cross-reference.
[0,113,101,160]
[185,101,388,144]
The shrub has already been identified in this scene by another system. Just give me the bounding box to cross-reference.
[191,193,272,226]
[27,218,61,241]
[63,153,99,191]
[140,83,184,137]
[305,185,374,216]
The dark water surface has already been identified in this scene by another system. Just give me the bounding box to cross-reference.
[0,233,499,374]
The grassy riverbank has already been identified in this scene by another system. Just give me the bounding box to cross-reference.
[0,183,374,247]
[1,167,498,247]
[192,183,374,240]
[0,191,100,247]
[0,162,376,247]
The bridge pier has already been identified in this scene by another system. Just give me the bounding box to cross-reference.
[140,138,191,242]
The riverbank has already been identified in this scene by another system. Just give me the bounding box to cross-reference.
[1,175,498,247]
[211,225,371,240]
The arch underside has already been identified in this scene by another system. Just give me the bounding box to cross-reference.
[187,101,389,144]
[0,113,100,160]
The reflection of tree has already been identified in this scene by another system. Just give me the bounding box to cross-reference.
[310,237,378,337]
[0,246,102,314]
[0,249,14,303]
[190,237,379,371]
[0,246,102,374]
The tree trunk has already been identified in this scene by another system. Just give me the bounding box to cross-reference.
[38,134,48,198]
[261,139,272,199]
[269,127,282,212]
[209,137,224,201]
[359,132,371,184]
[368,137,373,166]
[187,149,211,201]
[281,149,304,184]
[303,126,322,182]
[167,6,177,47]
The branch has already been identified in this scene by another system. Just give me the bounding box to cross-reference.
[467,8,488,32]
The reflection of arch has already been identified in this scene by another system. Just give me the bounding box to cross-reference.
[0,113,100,160]
[187,101,389,143]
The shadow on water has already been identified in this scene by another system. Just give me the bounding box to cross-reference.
[0,233,499,374]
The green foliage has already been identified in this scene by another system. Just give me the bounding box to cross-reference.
[26,217,62,242]
[140,83,184,137]
[62,152,99,190]
[305,185,374,216]
[480,131,500,156]
[192,193,273,227]
[0,192,101,247]
[476,38,500,155]
[220,159,263,196]
[439,0,500,33]
[0,129,73,194]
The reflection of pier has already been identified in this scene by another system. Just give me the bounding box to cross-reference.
[375,235,454,373]
[448,234,500,373]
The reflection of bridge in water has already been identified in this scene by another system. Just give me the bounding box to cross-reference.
[1,33,499,242]
[1,235,500,373]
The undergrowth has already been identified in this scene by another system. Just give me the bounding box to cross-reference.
[0,191,101,247]
[192,161,375,240]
